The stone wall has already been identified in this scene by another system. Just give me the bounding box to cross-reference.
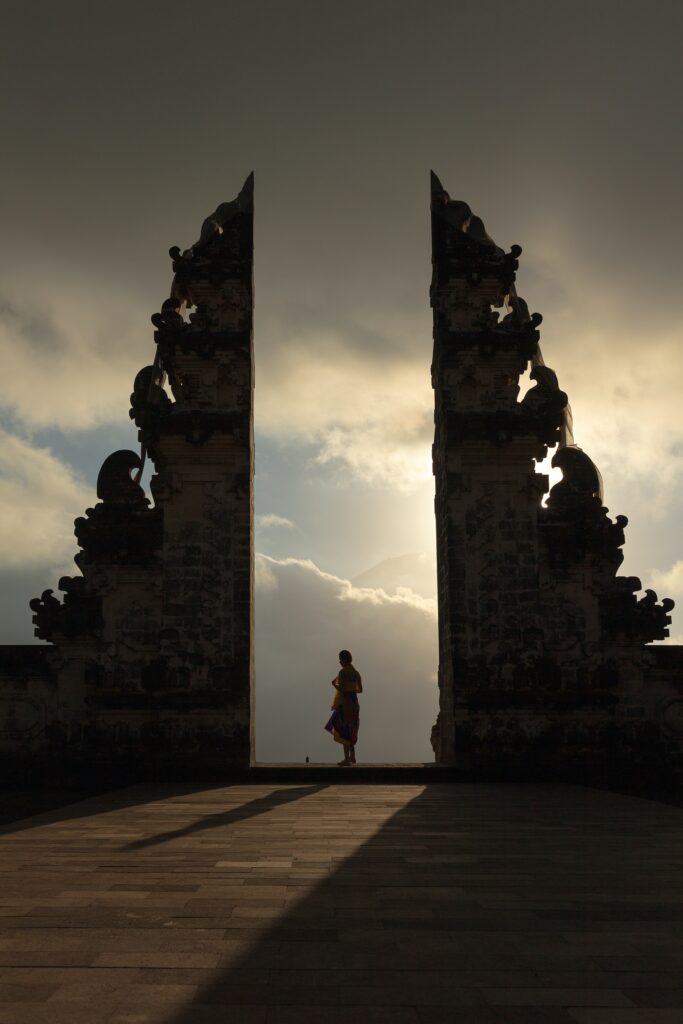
[0,647,56,754]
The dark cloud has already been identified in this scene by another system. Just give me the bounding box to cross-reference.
[2,0,683,738]
[0,296,66,355]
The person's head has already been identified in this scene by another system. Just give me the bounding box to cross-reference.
[338,649,352,667]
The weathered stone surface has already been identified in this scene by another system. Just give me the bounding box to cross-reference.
[9,175,255,770]
[0,782,681,1020]
[430,173,682,780]
[0,174,681,780]
[0,648,56,755]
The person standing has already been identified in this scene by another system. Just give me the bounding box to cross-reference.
[324,649,362,765]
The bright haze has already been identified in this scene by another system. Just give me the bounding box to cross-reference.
[2,1,682,762]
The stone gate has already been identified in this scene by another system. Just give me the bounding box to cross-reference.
[2,176,255,774]
[0,172,681,782]
[430,172,683,779]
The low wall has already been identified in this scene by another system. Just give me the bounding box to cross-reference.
[0,645,57,753]
[647,644,683,739]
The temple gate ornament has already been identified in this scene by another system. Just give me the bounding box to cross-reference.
[429,171,681,779]
[25,174,255,773]
[0,171,680,784]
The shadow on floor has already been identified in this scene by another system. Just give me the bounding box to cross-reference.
[122,785,328,851]
[0,780,303,838]
[153,782,683,1023]
[0,783,170,836]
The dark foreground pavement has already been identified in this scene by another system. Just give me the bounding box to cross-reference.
[0,782,681,1023]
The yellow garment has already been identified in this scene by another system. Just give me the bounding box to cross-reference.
[339,665,362,692]
[332,665,362,709]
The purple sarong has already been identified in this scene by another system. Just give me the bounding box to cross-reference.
[325,693,360,746]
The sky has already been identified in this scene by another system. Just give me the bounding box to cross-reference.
[1,0,683,762]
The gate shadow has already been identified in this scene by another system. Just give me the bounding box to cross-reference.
[153,782,660,1024]
[121,785,326,852]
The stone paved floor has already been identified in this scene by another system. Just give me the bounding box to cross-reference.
[0,782,681,1023]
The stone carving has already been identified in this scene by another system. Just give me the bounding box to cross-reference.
[430,172,502,252]
[429,173,524,337]
[519,364,569,448]
[499,292,543,331]
[28,589,62,640]
[541,447,628,574]
[600,579,675,644]
[20,176,254,769]
[1,173,680,784]
[30,576,102,642]
[186,181,254,255]
[531,350,575,446]
[546,446,603,508]
[167,172,254,319]
[129,364,172,436]
[662,698,683,736]
[430,171,680,781]
[96,451,149,505]
[74,451,161,568]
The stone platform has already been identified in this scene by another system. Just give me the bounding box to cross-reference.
[0,782,681,1023]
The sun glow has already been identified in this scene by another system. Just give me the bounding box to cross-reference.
[535,444,562,507]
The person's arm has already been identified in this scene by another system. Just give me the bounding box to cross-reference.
[356,673,363,694]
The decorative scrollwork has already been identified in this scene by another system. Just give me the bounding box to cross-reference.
[29,577,102,642]
[546,446,604,511]
[96,451,148,505]
[129,365,172,434]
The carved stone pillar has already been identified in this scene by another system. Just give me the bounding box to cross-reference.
[27,176,255,774]
[430,173,563,767]
[143,174,255,767]
[429,173,678,780]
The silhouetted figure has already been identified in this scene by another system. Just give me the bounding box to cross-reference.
[324,649,362,766]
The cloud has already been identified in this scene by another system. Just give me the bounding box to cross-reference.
[3,184,681,524]
[0,429,92,569]
[252,243,683,504]
[639,560,683,645]
[255,554,438,763]
[255,317,433,490]
[0,278,435,492]
[645,560,683,605]
[256,513,295,529]
[351,552,437,600]
[520,246,683,518]
[0,280,149,431]
[548,332,683,513]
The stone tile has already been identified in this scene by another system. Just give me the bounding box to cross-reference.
[416,1013,498,1024]
[0,982,59,1002]
[0,783,681,1023]
[0,1005,112,1023]
[0,952,96,968]
[127,967,220,986]
[621,990,683,1007]
[267,1009,419,1024]
[0,966,138,985]
[108,1010,266,1024]
[417,1012,577,1024]
[48,980,194,1004]
[594,959,683,974]
[569,1012,683,1023]
[483,988,635,1006]
[250,942,340,969]
[597,976,680,991]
